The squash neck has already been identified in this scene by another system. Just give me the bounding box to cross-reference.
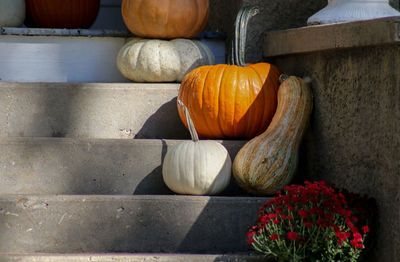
[228,6,259,67]
[264,78,312,141]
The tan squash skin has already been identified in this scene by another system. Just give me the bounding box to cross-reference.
[232,76,313,195]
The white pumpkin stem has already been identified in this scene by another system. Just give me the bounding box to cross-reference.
[177,100,199,142]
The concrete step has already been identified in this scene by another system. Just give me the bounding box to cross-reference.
[0,137,247,195]
[0,253,266,262]
[0,82,189,139]
[0,195,269,254]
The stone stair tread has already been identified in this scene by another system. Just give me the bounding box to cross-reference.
[0,253,267,262]
[0,82,185,139]
[0,27,132,37]
[0,194,269,254]
[0,82,180,88]
[263,16,400,58]
[0,137,247,195]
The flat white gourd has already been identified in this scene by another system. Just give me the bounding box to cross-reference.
[116,38,215,83]
[162,100,231,195]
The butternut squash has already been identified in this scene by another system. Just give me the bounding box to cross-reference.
[232,75,313,195]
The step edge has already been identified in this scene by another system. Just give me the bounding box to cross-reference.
[0,194,270,202]
[0,27,132,38]
[0,137,248,144]
[0,253,267,262]
[0,82,181,89]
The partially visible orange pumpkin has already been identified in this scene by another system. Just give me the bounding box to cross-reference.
[122,0,209,39]
[25,0,100,29]
[177,6,281,139]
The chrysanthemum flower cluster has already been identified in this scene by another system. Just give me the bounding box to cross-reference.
[248,181,375,262]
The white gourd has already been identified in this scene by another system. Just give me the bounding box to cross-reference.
[162,100,231,195]
[0,0,25,27]
[116,38,215,83]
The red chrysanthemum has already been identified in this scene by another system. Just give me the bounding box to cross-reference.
[362,225,370,234]
[298,209,308,219]
[303,221,312,228]
[336,231,349,241]
[287,232,298,240]
[270,234,279,241]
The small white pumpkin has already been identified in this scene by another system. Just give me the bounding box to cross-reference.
[116,38,215,83]
[0,0,25,27]
[162,100,231,195]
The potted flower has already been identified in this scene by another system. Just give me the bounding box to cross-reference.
[247,181,377,262]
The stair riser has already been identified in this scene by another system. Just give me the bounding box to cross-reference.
[0,195,268,254]
[0,138,247,195]
[0,32,225,83]
[0,35,128,83]
[0,83,188,139]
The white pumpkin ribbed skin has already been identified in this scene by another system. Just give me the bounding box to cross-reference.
[116,38,215,82]
[162,140,231,195]
[0,0,25,27]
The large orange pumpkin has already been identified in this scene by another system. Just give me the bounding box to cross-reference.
[177,6,281,139]
[121,0,209,39]
[25,0,100,29]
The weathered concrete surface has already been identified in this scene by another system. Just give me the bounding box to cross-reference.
[264,17,400,57]
[0,253,266,262]
[265,41,400,261]
[0,138,247,195]
[0,195,269,254]
[0,83,188,139]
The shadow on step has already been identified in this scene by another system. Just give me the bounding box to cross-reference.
[173,196,265,254]
[133,139,174,195]
[134,97,190,139]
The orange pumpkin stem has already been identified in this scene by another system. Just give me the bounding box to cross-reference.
[228,6,259,67]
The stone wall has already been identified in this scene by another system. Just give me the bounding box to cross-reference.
[269,44,400,261]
